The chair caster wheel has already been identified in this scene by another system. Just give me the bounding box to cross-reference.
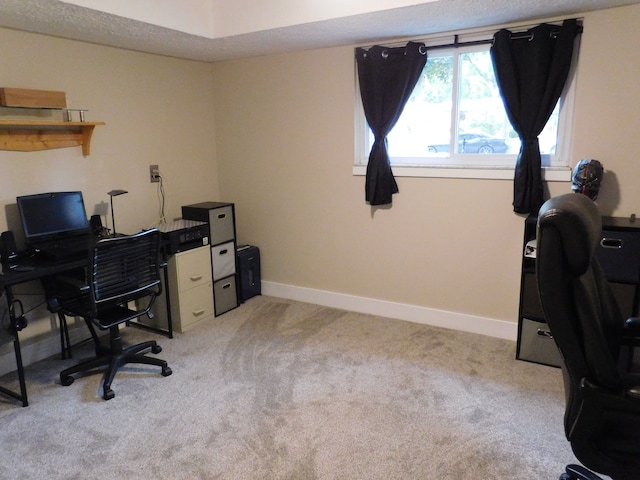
[103,388,115,400]
[152,345,162,354]
[162,366,172,377]
[61,375,74,386]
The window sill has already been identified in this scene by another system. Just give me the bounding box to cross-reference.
[352,165,571,182]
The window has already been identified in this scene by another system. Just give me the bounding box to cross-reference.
[355,36,576,180]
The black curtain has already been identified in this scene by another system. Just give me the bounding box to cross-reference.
[491,19,581,214]
[355,42,427,206]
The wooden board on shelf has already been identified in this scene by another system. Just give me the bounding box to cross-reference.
[0,88,67,109]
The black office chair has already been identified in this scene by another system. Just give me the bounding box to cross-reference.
[54,228,172,400]
[536,193,640,480]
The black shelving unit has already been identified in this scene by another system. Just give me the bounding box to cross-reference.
[516,214,640,367]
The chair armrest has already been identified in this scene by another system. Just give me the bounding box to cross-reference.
[628,385,640,400]
[582,378,640,409]
[569,379,640,449]
[49,274,90,297]
[625,317,640,334]
[44,274,91,317]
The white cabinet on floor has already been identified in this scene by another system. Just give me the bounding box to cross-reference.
[168,245,214,332]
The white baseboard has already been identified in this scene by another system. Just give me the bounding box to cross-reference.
[261,281,518,341]
[0,333,56,378]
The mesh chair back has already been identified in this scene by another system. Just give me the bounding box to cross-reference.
[89,229,161,314]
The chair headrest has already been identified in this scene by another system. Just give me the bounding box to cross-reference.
[537,193,601,276]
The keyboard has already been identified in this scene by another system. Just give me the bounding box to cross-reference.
[33,236,92,261]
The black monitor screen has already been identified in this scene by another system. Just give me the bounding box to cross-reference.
[17,191,90,243]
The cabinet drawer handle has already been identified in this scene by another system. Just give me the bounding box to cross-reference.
[190,274,203,282]
[601,238,623,249]
[537,329,553,339]
[222,283,232,289]
[219,249,228,255]
[217,213,226,219]
[192,308,205,317]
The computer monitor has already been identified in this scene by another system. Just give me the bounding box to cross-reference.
[16,191,90,245]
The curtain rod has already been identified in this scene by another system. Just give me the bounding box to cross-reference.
[428,23,584,51]
[378,20,583,56]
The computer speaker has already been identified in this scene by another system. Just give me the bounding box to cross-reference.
[90,215,108,238]
[0,230,18,266]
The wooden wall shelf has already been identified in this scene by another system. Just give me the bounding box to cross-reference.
[0,120,105,156]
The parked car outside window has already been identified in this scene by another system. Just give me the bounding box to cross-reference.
[427,133,510,154]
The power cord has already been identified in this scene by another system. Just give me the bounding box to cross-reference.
[156,174,167,225]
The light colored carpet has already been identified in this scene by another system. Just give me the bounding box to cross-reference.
[0,295,580,479]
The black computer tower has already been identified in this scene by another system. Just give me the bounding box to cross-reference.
[237,245,261,302]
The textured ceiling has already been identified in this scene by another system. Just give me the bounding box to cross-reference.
[0,0,638,62]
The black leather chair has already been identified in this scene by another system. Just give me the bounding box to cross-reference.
[536,193,640,480]
[54,228,172,400]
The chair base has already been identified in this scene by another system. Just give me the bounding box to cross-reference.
[560,464,604,480]
[60,327,172,400]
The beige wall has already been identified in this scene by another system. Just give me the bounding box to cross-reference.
[0,28,218,355]
[0,29,219,234]
[212,4,640,326]
[212,47,525,324]
[572,6,640,216]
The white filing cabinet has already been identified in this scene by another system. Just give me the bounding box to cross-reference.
[168,245,214,332]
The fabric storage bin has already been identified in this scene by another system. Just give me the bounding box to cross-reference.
[209,205,235,246]
[211,241,236,280]
[214,276,238,316]
[518,318,562,367]
[595,229,640,283]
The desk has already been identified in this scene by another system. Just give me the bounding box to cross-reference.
[0,254,172,407]
[0,256,85,406]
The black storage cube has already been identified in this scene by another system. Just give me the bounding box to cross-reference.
[595,229,640,284]
[237,245,261,302]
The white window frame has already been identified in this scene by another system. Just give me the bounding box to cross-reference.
[353,25,579,182]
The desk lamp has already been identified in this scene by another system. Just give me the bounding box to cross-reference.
[107,189,128,237]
